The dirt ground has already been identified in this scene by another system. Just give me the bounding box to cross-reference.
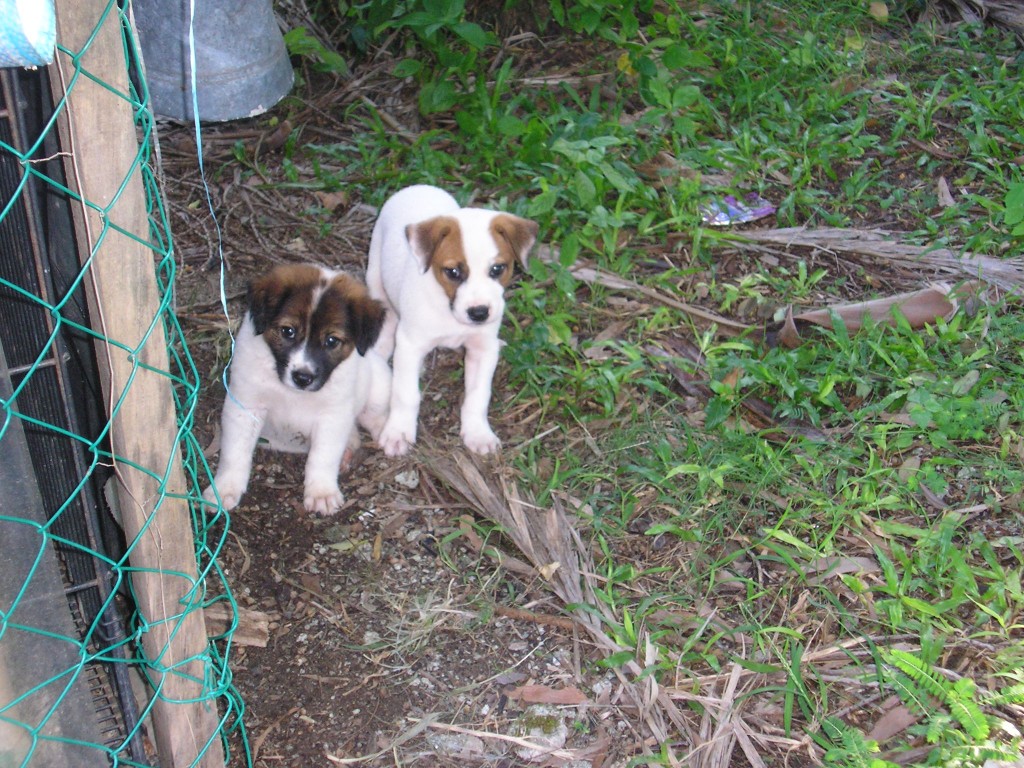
[161,24,986,768]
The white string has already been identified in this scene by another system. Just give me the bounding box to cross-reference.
[185,0,248,416]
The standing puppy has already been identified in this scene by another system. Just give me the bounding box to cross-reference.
[204,264,390,515]
[366,185,538,456]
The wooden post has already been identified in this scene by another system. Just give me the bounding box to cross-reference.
[50,1,225,765]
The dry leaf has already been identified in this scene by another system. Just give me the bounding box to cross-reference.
[794,283,957,329]
[777,306,802,349]
[285,237,309,253]
[897,455,921,483]
[584,319,633,360]
[869,2,889,22]
[721,367,741,390]
[539,561,561,580]
[804,556,880,585]
[776,283,966,347]
[937,176,956,208]
[867,703,917,742]
[263,119,293,151]
[315,190,349,212]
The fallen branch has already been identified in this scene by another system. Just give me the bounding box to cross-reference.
[536,245,749,335]
[740,226,1024,293]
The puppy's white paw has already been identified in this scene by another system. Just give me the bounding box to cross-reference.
[462,425,501,455]
[380,431,413,457]
[204,477,244,511]
[304,482,344,516]
[378,417,416,457]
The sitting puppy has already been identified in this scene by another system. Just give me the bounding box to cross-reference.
[204,263,390,514]
[366,185,538,456]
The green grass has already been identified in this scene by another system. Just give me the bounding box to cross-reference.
[277,1,1024,763]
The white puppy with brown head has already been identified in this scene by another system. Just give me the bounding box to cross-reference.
[204,263,391,514]
[366,185,538,456]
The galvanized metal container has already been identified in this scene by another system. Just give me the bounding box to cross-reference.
[133,0,293,122]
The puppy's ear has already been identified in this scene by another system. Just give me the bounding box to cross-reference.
[347,295,387,355]
[491,215,539,270]
[247,272,289,335]
[406,216,458,273]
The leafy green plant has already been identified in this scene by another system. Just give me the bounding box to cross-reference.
[282,26,349,74]
[1006,181,1024,238]
[819,719,899,768]
[548,0,645,39]
[380,0,494,49]
[882,648,1024,764]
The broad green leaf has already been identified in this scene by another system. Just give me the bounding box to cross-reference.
[1005,181,1024,226]
[452,21,492,49]
[392,59,423,78]
[598,650,636,668]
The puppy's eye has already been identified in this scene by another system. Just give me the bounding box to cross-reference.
[443,266,463,282]
[325,335,342,349]
[280,325,297,340]
[489,263,507,279]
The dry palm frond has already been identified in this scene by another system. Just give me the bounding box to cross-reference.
[739,227,1024,293]
[420,449,696,765]
[927,0,1024,37]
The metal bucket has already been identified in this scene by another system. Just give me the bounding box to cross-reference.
[132,0,294,122]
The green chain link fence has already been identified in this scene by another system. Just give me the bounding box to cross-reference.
[0,2,248,765]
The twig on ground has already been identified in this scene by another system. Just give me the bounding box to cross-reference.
[491,603,578,632]
[415,717,578,759]
[326,714,441,764]
[536,245,751,334]
[251,705,300,764]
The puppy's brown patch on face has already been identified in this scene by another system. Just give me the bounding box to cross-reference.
[488,250,516,288]
[410,216,466,306]
[490,214,539,274]
[321,274,387,356]
[247,265,385,389]
[248,264,323,337]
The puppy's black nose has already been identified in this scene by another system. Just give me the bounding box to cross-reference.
[467,306,490,323]
[291,370,314,389]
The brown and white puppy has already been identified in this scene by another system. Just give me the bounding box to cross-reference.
[204,264,390,515]
[365,185,538,456]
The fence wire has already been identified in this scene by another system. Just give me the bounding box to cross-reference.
[0,2,248,766]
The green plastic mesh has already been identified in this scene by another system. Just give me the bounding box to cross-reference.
[0,3,248,766]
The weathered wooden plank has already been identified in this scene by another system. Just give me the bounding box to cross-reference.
[50,1,225,765]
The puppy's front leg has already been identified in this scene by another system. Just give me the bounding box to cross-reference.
[303,420,352,515]
[377,334,424,456]
[371,306,399,361]
[460,336,501,454]
[358,349,392,441]
[204,397,265,511]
